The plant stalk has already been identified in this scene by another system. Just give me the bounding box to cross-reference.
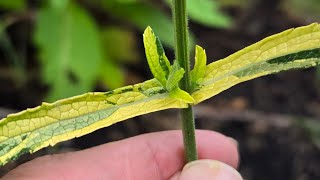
[173,0,198,162]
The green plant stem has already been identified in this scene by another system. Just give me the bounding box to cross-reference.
[173,0,198,162]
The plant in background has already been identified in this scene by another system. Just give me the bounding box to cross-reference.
[0,0,232,102]
[0,0,25,10]
[280,0,320,85]
[0,0,319,167]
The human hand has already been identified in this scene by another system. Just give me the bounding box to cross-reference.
[2,130,241,180]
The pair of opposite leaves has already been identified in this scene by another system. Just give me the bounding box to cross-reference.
[143,26,205,104]
[0,23,319,166]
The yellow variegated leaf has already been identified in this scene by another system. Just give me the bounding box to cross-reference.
[143,26,171,86]
[1,23,320,166]
[0,79,187,165]
[192,23,320,103]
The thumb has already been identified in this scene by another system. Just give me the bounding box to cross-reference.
[174,160,243,180]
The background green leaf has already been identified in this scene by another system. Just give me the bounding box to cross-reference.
[49,0,70,11]
[102,1,175,47]
[101,26,139,63]
[187,0,232,28]
[34,2,103,102]
[165,0,232,28]
[0,0,25,10]
[99,59,125,89]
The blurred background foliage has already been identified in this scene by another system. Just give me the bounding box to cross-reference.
[0,0,320,179]
[0,0,232,102]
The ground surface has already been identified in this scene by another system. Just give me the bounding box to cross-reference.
[0,0,319,179]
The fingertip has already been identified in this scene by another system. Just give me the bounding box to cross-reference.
[178,160,243,180]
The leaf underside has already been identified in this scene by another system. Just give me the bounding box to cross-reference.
[1,23,319,166]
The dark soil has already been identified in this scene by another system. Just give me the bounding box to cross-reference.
[0,0,319,179]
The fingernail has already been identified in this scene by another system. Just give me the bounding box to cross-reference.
[180,160,243,180]
[228,137,238,147]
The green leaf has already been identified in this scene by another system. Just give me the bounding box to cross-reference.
[166,61,185,91]
[143,26,171,86]
[0,79,188,165]
[34,2,103,102]
[191,45,207,91]
[165,0,231,28]
[98,0,196,48]
[49,0,70,11]
[169,87,195,103]
[187,0,232,28]
[192,23,320,103]
[102,1,175,47]
[166,61,184,92]
[101,26,139,63]
[99,60,125,89]
[0,0,26,10]
[111,0,140,3]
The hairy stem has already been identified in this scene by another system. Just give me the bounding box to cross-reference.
[173,0,198,162]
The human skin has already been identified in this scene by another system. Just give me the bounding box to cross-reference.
[2,130,240,180]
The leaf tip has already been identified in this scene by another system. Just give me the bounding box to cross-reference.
[144,26,153,36]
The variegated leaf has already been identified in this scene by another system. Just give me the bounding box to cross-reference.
[0,23,319,166]
[0,79,187,165]
[193,23,320,103]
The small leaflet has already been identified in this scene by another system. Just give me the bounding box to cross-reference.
[191,45,207,91]
[166,61,185,91]
[143,26,171,86]
[169,87,195,103]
